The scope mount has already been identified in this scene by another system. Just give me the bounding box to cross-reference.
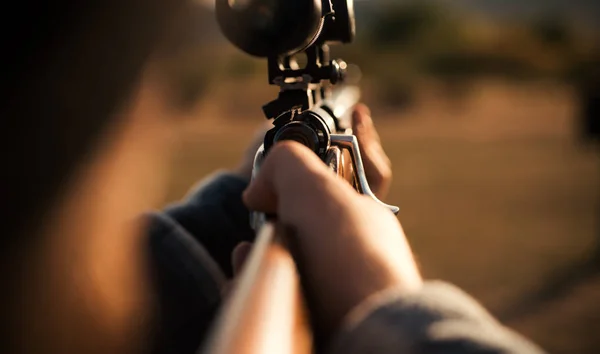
[262,43,348,120]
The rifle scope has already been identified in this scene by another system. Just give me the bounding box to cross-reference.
[216,0,355,58]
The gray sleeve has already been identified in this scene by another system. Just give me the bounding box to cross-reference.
[327,281,545,354]
[146,212,227,354]
[146,171,253,353]
[163,171,254,277]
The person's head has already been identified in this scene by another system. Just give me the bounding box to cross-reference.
[1,1,200,352]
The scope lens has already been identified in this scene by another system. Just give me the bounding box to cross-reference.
[216,0,323,57]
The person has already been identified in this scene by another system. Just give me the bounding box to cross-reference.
[1,1,545,353]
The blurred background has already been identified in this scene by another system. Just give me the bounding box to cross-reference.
[164,1,600,352]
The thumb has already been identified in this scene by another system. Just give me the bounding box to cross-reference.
[243,141,351,225]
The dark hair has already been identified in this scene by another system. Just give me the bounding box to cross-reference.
[0,1,185,242]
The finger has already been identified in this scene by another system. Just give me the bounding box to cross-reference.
[231,242,253,275]
[243,141,356,225]
[352,104,380,143]
[222,242,254,297]
[352,104,392,198]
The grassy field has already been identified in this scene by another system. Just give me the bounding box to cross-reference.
[165,78,600,353]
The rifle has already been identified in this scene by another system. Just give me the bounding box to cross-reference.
[202,1,399,353]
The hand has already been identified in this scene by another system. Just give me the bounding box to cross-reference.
[233,104,393,195]
[240,105,422,336]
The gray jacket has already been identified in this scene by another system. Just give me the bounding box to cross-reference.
[146,172,545,354]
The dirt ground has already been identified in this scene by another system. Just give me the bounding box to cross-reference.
[165,78,600,353]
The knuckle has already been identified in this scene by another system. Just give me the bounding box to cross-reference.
[269,141,312,162]
[263,141,321,179]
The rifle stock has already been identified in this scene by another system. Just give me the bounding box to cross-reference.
[201,222,312,354]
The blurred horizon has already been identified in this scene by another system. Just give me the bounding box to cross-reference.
[170,0,600,123]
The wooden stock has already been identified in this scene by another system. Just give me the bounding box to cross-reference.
[201,222,312,354]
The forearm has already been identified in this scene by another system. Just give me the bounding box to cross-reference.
[163,171,254,277]
[146,171,253,353]
[328,281,545,354]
